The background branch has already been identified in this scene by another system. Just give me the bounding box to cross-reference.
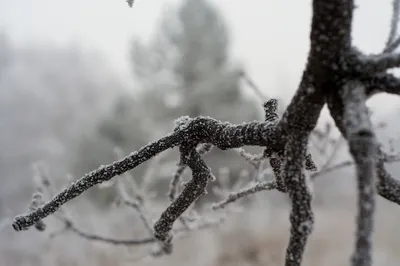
[340,81,377,266]
[384,0,400,53]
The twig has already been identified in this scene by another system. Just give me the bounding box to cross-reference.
[153,144,213,251]
[15,115,283,231]
[240,71,268,100]
[63,217,155,245]
[283,133,314,266]
[233,148,264,168]
[52,213,223,247]
[168,143,213,202]
[212,180,276,210]
[376,148,400,205]
[384,0,400,53]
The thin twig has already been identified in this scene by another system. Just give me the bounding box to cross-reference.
[384,0,400,52]
[212,180,276,210]
[240,71,268,100]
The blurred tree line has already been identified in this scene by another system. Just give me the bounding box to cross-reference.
[0,35,122,213]
[70,0,262,206]
[0,0,262,212]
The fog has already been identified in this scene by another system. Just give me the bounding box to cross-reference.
[1,0,400,265]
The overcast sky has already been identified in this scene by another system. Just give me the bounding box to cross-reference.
[0,0,399,118]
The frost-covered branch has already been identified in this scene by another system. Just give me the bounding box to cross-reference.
[363,72,400,96]
[168,143,213,202]
[213,143,400,211]
[12,132,180,231]
[13,116,287,231]
[376,148,400,205]
[51,207,221,248]
[26,159,223,254]
[357,52,400,73]
[212,180,277,210]
[153,144,213,251]
[340,81,377,266]
[311,151,400,179]
[328,86,400,210]
[348,0,400,76]
[58,216,155,245]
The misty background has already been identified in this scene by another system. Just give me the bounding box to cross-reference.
[1,0,400,265]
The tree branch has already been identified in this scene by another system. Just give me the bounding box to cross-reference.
[340,81,377,266]
[212,147,400,211]
[212,180,277,210]
[376,148,400,205]
[328,85,400,209]
[168,143,213,202]
[363,72,400,96]
[61,217,155,245]
[283,134,314,266]
[308,0,354,79]
[311,152,400,179]
[356,52,400,73]
[348,0,400,75]
[153,144,213,252]
[12,132,181,231]
[13,116,287,231]
[52,210,222,248]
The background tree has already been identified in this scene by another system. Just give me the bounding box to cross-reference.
[131,0,258,125]
[0,41,122,212]
[132,0,261,186]
[72,0,261,206]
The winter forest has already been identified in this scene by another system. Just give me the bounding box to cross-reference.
[2,0,400,265]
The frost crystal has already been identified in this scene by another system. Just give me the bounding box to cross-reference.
[173,116,192,131]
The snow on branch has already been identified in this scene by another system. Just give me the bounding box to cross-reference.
[376,148,400,205]
[347,0,400,76]
[384,0,400,53]
[328,87,400,211]
[282,133,314,265]
[168,143,213,202]
[13,132,180,231]
[24,155,225,259]
[356,52,400,74]
[212,180,277,210]
[12,115,283,232]
[212,142,400,211]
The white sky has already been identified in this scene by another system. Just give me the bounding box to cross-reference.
[0,0,399,118]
